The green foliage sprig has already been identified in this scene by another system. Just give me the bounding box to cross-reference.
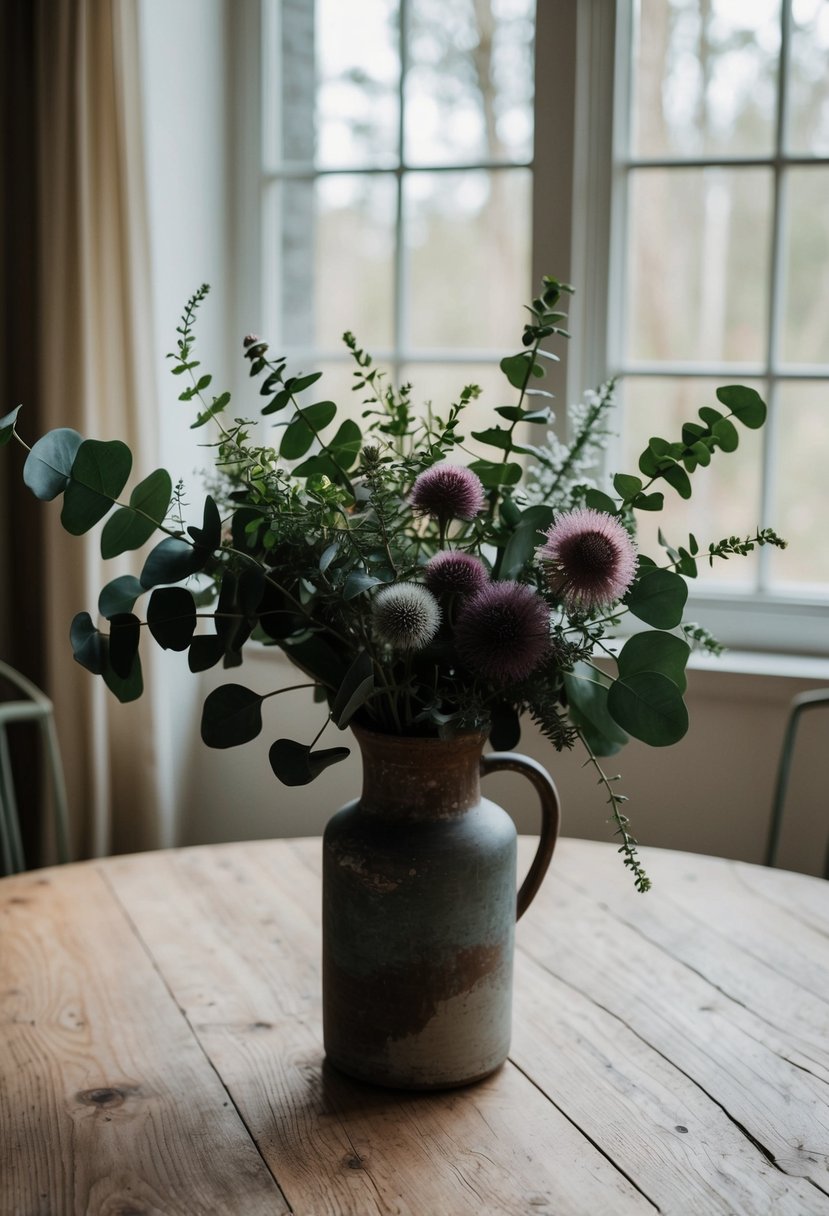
[0,277,786,890]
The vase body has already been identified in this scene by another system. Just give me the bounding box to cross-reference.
[322,726,558,1090]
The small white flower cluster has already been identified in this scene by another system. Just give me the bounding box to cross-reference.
[523,381,617,510]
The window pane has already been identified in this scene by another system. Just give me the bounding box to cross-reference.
[405,0,534,166]
[618,377,765,587]
[405,169,531,349]
[769,381,829,588]
[787,0,829,155]
[630,0,779,159]
[781,168,829,365]
[316,0,400,168]
[265,176,396,351]
[626,168,771,363]
[399,361,513,434]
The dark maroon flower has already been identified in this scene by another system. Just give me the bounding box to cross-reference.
[455,581,550,684]
[410,464,486,522]
[424,551,489,598]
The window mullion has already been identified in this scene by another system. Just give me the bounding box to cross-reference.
[392,0,409,390]
[758,0,793,592]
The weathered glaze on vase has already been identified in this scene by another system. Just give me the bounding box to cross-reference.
[322,726,560,1090]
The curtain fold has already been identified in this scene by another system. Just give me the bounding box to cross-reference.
[2,0,162,861]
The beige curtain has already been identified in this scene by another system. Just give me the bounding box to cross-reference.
[32,0,161,859]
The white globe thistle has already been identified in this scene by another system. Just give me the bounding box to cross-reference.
[372,583,441,651]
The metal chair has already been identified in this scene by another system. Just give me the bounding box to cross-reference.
[764,689,829,877]
[0,661,70,874]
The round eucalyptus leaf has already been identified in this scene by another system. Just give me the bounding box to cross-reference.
[140,537,203,589]
[0,405,22,446]
[281,401,337,461]
[626,569,688,629]
[23,428,83,501]
[108,613,141,679]
[188,634,226,673]
[564,665,628,756]
[100,468,173,559]
[98,575,145,620]
[617,631,690,694]
[61,440,133,535]
[328,418,362,470]
[607,672,689,747]
[147,587,197,651]
[716,384,766,429]
[70,611,105,675]
[102,649,144,703]
[200,684,263,748]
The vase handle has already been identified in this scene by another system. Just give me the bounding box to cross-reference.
[480,751,561,921]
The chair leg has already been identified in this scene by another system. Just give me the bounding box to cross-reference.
[40,715,70,864]
[765,709,800,867]
[0,725,25,873]
[0,770,15,875]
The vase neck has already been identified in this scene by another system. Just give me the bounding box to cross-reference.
[354,728,485,819]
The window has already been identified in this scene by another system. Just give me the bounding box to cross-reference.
[241,0,828,654]
[607,0,829,651]
[257,0,536,420]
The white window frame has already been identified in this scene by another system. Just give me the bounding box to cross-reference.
[566,0,829,656]
[233,0,829,656]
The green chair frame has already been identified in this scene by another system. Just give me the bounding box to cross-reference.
[0,661,70,874]
[764,688,829,878]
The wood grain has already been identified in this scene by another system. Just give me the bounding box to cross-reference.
[517,838,829,1205]
[3,837,828,1215]
[105,842,649,1216]
[0,862,288,1216]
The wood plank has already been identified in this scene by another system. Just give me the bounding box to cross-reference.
[105,842,653,1216]
[0,863,288,1216]
[512,949,826,1215]
[730,858,829,939]
[550,840,829,1084]
[515,842,829,1195]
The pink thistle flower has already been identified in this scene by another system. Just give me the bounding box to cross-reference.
[424,551,489,598]
[536,508,637,613]
[455,581,550,684]
[410,464,486,522]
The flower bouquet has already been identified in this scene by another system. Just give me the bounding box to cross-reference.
[1,277,784,891]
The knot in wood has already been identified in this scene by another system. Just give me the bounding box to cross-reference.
[77,1086,127,1108]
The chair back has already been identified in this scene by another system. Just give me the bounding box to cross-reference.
[0,662,69,874]
[765,689,829,877]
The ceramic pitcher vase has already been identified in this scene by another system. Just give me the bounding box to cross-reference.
[322,725,561,1089]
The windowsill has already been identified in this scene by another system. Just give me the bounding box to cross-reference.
[687,649,829,682]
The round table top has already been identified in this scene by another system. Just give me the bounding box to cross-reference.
[1,836,828,1215]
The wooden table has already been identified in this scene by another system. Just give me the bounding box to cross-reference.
[2,837,828,1215]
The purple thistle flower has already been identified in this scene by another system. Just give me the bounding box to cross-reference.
[455,581,550,684]
[536,508,637,613]
[372,583,441,651]
[424,551,489,598]
[410,464,486,522]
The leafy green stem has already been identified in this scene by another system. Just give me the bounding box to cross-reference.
[577,730,651,893]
